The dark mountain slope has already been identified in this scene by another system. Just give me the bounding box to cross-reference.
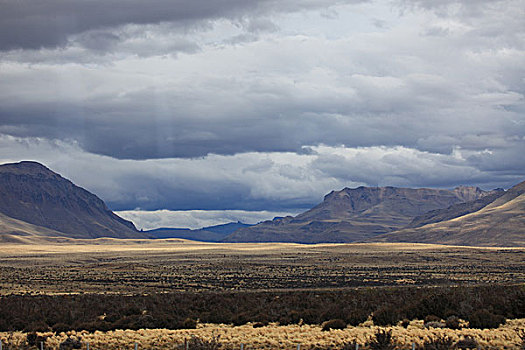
[0,161,147,239]
[223,186,494,243]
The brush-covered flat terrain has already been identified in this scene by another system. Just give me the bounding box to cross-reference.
[0,240,524,294]
[1,240,524,349]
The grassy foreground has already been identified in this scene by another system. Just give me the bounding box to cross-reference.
[1,319,525,349]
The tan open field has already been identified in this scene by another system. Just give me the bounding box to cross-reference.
[2,319,525,349]
[1,240,523,294]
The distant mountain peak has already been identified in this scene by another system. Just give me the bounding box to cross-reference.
[0,161,57,176]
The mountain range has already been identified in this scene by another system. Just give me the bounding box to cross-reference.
[371,180,525,246]
[0,161,523,246]
[147,222,252,242]
[222,185,502,243]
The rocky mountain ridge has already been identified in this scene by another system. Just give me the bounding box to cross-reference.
[223,185,500,243]
[371,180,525,246]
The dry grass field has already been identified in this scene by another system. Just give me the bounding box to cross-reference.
[0,240,523,294]
[1,319,524,349]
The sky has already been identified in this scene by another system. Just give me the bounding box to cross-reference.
[1,0,524,229]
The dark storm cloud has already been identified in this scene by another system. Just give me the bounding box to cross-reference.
[2,135,523,215]
[0,62,522,160]
[0,0,356,50]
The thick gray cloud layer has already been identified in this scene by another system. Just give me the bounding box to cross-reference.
[0,0,524,223]
[0,0,357,50]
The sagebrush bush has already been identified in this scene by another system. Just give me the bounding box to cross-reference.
[0,285,521,332]
[373,306,400,326]
[187,335,221,350]
[400,318,410,328]
[455,336,478,349]
[422,335,455,350]
[366,329,397,350]
[52,323,71,334]
[180,318,198,329]
[468,309,505,329]
[58,336,82,350]
[346,309,370,326]
[321,319,346,331]
[26,332,48,348]
[445,316,461,330]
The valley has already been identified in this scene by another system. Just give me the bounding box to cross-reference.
[0,241,523,295]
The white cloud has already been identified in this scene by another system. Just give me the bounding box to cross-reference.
[116,209,297,230]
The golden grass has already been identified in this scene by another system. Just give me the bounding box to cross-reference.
[1,240,523,255]
[2,319,524,349]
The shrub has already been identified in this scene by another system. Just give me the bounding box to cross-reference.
[321,319,347,331]
[373,306,400,326]
[366,329,397,350]
[468,309,505,329]
[26,332,38,347]
[400,318,410,328]
[346,310,370,326]
[186,335,221,350]
[445,316,461,330]
[0,285,522,333]
[424,315,441,323]
[59,337,83,350]
[26,332,48,348]
[422,335,455,350]
[455,336,478,349]
[179,318,198,329]
[232,312,249,326]
[279,310,302,325]
[52,323,71,334]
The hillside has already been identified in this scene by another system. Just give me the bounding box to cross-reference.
[408,189,505,228]
[223,186,495,243]
[0,211,69,243]
[0,161,148,239]
[371,180,525,247]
